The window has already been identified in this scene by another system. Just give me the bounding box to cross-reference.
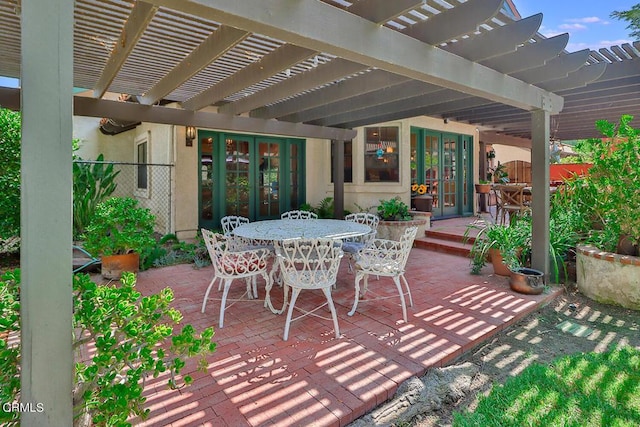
[331,140,352,183]
[364,126,399,182]
[135,133,149,197]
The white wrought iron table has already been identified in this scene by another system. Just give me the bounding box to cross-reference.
[233,219,372,313]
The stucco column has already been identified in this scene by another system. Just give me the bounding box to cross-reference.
[530,110,551,277]
[20,0,74,425]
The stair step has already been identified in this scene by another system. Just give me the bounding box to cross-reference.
[414,236,472,258]
[424,229,476,244]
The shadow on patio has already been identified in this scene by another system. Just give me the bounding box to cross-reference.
[124,243,560,426]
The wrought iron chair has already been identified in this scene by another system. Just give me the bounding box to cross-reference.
[342,212,379,273]
[201,229,272,327]
[220,215,250,236]
[348,226,418,322]
[274,237,343,341]
[280,210,318,220]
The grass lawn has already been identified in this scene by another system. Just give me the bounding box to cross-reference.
[454,346,640,426]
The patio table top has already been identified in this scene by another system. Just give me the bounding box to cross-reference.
[233,218,371,241]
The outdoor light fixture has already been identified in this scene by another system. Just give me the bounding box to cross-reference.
[185,126,196,147]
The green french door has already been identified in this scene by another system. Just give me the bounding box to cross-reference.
[198,131,305,229]
[410,128,473,218]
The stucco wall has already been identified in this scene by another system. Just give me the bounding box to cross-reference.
[305,116,478,214]
[491,144,530,164]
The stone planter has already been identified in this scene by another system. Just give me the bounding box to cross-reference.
[377,217,428,241]
[101,253,140,280]
[576,245,640,310]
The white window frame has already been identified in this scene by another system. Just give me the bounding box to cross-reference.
[134,132,150,199]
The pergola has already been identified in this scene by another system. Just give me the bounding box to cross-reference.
[1,0,639,424]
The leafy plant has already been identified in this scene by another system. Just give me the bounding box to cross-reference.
[83,197,157,257]
[553,115,640,255]
[377,196,411,221]
[0,108,21,241]
[0,270,217,426]
[73,155,120,239]
[464,215,531,274]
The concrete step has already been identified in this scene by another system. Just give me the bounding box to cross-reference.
[424,229,476,244]
[414,235,472,258]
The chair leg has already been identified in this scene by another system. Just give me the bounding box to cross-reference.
[393,276,408,322]
[201,275,218,313]
[219,278,233,328]
[400,274,413,307]
[283,287,302,341]
[348,272,365,317]
[321,287,340,339]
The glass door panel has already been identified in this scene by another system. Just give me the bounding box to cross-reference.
[224,137,251,217]
[442,134,457,216]
[256,140,281,219]
[200,136,214,221]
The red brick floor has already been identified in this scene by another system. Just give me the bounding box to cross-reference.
[129,246,561,427]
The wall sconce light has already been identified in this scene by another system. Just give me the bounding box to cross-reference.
[185,126,196,147]
[443,118,449,124]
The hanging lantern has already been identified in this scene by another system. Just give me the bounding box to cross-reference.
[376,143,384,159]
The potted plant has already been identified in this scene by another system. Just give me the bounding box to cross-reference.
[376,196,427,241]
[474,179,491,194]
[464,214,531,276]
[84,197,157,279]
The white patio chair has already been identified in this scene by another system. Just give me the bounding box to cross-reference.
[221,215,250,236]
[274,238,343,341]
[201,229,272,327]
[280,210,318,220]
[348,226,418,322]
[343,212,379,273]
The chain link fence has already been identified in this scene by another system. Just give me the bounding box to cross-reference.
[74,161,174,235]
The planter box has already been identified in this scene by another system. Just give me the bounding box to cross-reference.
[378,217,428,241]
[576,245,640,311]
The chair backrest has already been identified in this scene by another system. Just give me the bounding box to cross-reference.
[495,185,525,208]
[275,238,343,289]
[281,210,318,220]
[344,212,380,230]
[220,215,249,236]
[395,226,418,270]
[201,228,268,277]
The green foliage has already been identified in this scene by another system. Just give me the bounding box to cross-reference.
[453,346,640,426]
[84,197,157,258]
[73,155,120,238]
[464,215,531,274]
[611,4,640,39]
[554,115,640,252]
[0,270,217,426]
[0,270,20,425]
[144,234,210,269]
[377,196,411,221]
[0,108,21,240]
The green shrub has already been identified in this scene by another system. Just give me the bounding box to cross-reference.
[0,269,217,426]
[0,108,21,240]
[73,155,120,238]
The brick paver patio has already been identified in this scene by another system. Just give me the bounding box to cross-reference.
[123,246,560,426]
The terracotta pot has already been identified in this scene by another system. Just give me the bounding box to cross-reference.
[413,195,433,212]
[488,248,510,276]
[509,268,545,295]
[101,253,140,280]
[475,184,491,194]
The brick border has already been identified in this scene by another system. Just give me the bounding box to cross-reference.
[576,245,640,266]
